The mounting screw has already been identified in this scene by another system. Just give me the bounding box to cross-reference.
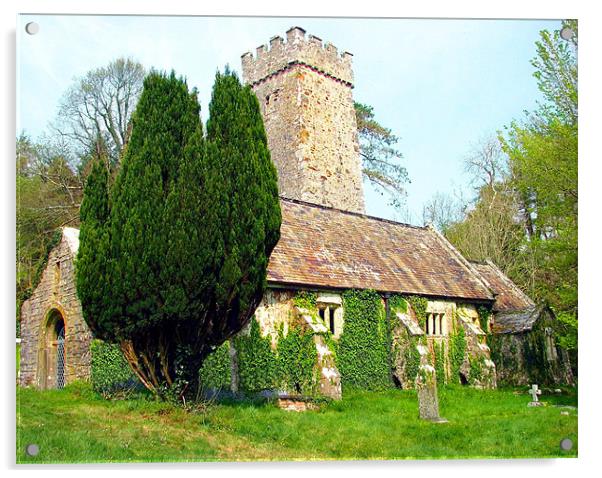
[560,27,574,41]
[560,438,573,451]
[25,444,39,456]
[25,22,40,35]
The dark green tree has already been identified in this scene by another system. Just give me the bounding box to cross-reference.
[77,69,280,401]
[76,140,111,341]
[203,69,281,349]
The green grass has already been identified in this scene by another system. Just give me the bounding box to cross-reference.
[16,383,577,463]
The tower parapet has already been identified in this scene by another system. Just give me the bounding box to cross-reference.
[242,27,354,87]
[241,27,365,214]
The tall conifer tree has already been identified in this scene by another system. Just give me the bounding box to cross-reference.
[77,70,281,400]
[76,143,110,340]
[203,69,281,346]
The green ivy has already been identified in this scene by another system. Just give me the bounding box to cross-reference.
[199,341,231,390]
[338,289,392,390]
[293,291,317,311]
[388,295,408,315]
[469,356,484,384]
[434,341,446,384]
[478,305,492,332]
[406,295,428,329]
[403,336,422,383]
[232,319,322,396]
[233,320,279,393]
[90,339,140,395]
[449,319,466,384]
[487,333,504,370]
[391,328,422,387]
[277,324,318,394]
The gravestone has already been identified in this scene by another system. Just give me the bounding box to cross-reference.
[414,344,447,422]
[528,384,543,407]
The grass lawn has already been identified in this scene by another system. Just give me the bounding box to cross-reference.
[16,383,577,463]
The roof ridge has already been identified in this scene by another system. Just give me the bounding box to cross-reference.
[279,196,426,230]
[484,259,535,307]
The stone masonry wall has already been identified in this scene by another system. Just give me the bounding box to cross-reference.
[241,27,365,213]
[489,311,574,386]
[391,299,497,389]
[240,288,343,400]
[19,233,92,388]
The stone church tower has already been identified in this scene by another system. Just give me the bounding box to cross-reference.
[241,27,365,213]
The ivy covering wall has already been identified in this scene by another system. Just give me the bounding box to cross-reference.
[199,341,231,390]
[389,297,472,388]
[197,289,509,396]
[232,319,279,393]
[448,322,467,384]
[90,339,139,395]
[406,295,428,329]
[230,319,318,395]
[338,289,392,390]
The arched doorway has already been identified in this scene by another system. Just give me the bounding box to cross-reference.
[38,309,66,389]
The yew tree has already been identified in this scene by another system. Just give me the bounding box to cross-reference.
[77,70,281,400]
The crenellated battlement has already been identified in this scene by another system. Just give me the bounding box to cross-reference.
[241,26,354,86]
[240,27,365,214]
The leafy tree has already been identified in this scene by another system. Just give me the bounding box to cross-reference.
[355,102,408,209]
[500,20,578,351]
[77,69,280,401]
[424,21,577,357]
[54,58,145,167]
[76,145,110,342]
[18,59,142,321]
[531,19,577,125]
[16,134,82,324]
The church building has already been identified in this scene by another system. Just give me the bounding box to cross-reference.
[18,27,570,397]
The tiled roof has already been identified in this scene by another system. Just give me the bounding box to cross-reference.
[470,260,535,312]
[267,199,495,301]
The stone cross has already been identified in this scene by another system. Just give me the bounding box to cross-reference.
[527,384,543,407]
[529,384,542,402]
[414,344,447,423]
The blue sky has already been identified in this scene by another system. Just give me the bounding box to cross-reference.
[17,15,560,223]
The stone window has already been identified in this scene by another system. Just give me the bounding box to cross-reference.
[425,313,446,336]
[318,305,339,337]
